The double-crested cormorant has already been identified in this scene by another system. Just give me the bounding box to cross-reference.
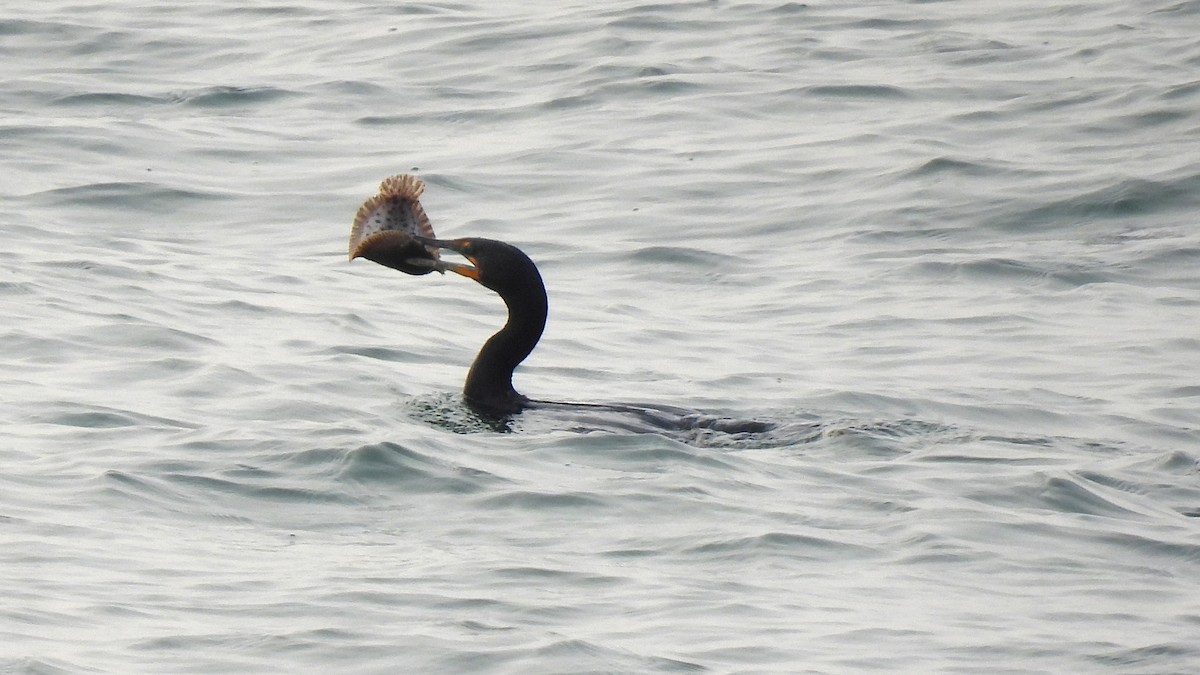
[346,175,546,416]
[348,175,776,435]
[414,236,547,416]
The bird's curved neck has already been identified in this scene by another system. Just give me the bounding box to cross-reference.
[463,273,547,416]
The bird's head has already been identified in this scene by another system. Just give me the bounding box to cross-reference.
[410,236,542,299]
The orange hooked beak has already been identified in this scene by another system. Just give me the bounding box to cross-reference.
[411,236,479,279]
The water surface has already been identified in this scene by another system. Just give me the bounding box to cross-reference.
[3,1,1199,672]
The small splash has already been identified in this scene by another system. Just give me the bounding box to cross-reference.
[668,416,821,449]
[402,392,512,434]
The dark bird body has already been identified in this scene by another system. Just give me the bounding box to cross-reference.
[430,238,547,416]
[408,237,772,435]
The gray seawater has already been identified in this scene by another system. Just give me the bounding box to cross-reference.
[4,0,1200,672]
